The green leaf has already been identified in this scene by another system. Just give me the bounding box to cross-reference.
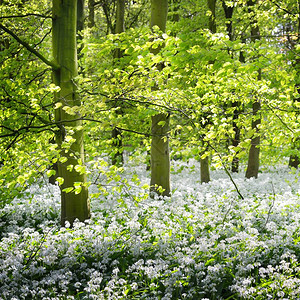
[56,177,64,186]
[54,102,63,109]
[158,121,166,127]
[74,165,86,174]
[67,165,74,172]
[74,186,82,195]
[17,175,25,185]
[63,187,74,193]
[59,156,68,163]
[46,169,56,177]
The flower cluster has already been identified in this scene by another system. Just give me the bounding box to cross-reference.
[1,158,300,299]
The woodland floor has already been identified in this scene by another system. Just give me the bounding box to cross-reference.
[1,156,300,299]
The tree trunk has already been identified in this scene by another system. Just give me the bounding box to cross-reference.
[150,114,171,196]
[199,0,217,184]
[115,0,125,35]
[111,0,125,166]
[52,0,90,226]
[150,0,168,31]
[88,0,95,28]
[289,139,300,168]
[231,103,241,173]
[150,0,170,197]
[245,0,261,179]
[207,0,216,34]
[289,156,300,168]
[222,0,234,42]
[200,152,210,183]
[221,0,241,173]
[171,0,180,23]
[289,3,300,168]
[245,99,261,178]
[111,127,123,165]
[77,0,85,59]
[102,1,114,34]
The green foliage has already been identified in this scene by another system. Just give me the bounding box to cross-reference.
[0,0,299,216]
[1,0,300,298]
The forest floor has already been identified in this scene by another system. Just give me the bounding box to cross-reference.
[1,156,300,299]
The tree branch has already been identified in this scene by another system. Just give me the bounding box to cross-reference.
[0,13,53,20]
[208,141,244,200]
[269,0,295,16]
[0,23,59,71]
[115,126,150,137]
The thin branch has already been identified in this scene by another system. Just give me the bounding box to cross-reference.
[81,118,152,136]
[207,141,244,200]
[5,132,22,151]
[26,68,51,86]
[0,125,15,132]
[0,13,53,20]
[115,126,150,137]
[268,0,296,16]
[107,97,176,113]
[33,27,52,48]
[0,23,59,71]
[23,229,53,269]
[128,4,145,28]
[264,181,276,228]
[265,102,294,133]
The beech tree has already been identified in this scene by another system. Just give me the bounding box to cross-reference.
[221,0,241,173]
[288,1,300,168]
[199,0,217,184]
[149,0,170,197]
[0,0,90,225]
[245,0,261,179]
[111,0,125,166]
[52,0,90,225]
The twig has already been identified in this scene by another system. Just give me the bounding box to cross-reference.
[0,23,59,70]
[23,229,52,269]
[208,142,244,200]
[264,181,276,228]
[0,13,53,20]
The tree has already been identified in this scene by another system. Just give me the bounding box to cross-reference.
[221,0,242,173]
[111,0,125,166]
[170,0,180,23]
[0,0,90,224]
[199,0,217,184]
[77,0,85,59]
[150,0,170,197]
[287,1,300,168]
[52,0,90,225]
[0,1,59,201]
[245,0,261,179]
[88,0,95,28]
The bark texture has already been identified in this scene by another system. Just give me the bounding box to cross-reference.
[77,0,85,58]
[289,3,300,169]
[88,0,95,28]
[200,154,210,183]
[200,0,217,184]
[150,0,170,197]
[150,114,170,196]
[52,0,90,226]
[111,0,125,166]
[207,0,216,34]
[245,0,261,179]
